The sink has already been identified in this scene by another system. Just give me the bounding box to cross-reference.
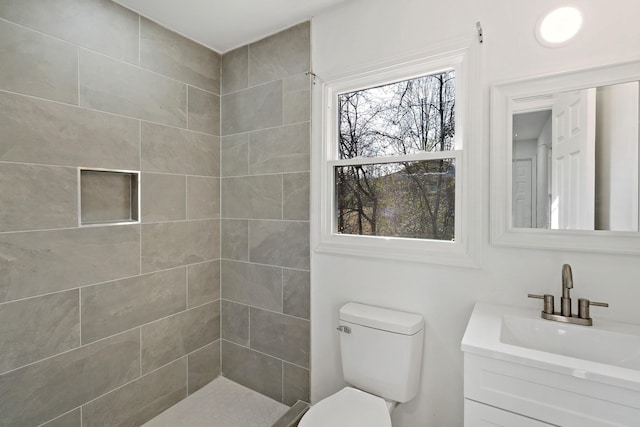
[500,313,640,370]
[462,302,640,426]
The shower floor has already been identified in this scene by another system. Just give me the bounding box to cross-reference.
[143,376,289,427]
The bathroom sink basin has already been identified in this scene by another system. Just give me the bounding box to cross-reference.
[500,313,640,370]
[462,302,640,387]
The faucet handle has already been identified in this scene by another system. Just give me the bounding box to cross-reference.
[578,298,609,320]
[528,294,555,314]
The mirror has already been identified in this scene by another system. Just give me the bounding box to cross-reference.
[511,82,639,231]
[491,60,640,253]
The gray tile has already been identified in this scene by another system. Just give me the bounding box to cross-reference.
[141,122,220,177]
[220,260,282,311]
[284,89,310,125]
[0,290,79,374]
[283,363,310,405]
[141,220,220,273]
[187,176,220,220]
[248,22,310,86]
[249,220,310,270]
[188,341,221,394]
[283,172,310,220]
[83,358,187,427]
[188,260,220,308]
[81,268,187,344]
[222,80,282,135]
[188,86,220,135]
[221,175,282,219]
[141,302,220,373]
[0,224,140,303]
[283,73,311,93]
[221,300,249,346]
[79,50,187,127]
[0,0,139,64]
[221,219,249,261]
[221,133,249,177]
[222,340,282,402]
[0,19,77,104]
[250,308,310,368]
[283,269,310,320]
[0,329,139,427]
[222,46,248,95]
[41,408,81,427]
[0,91,139,170]
[141,173,186,223]
[80,169,136,224]
[283,73,311,125]
[140,17,220,93]
[249,122,310,174]
[0,162,77,232]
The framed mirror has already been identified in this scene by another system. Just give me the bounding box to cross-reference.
[491,59,640,253]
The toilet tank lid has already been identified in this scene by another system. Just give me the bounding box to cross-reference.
[340,303,424,335]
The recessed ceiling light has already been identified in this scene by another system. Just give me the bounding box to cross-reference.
[535,6,583,47]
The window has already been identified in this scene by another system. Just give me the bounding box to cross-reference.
[336,70,457,241]
[316,47,479,266]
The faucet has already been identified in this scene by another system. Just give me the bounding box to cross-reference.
[528,264,608,326]
[561,264,573,316]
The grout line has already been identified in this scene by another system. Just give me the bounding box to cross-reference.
[138,15,141,66]
[186,84,189,129]
[36,404,82,427]
[1,298,220,377]
[185,266,189,308]
[221,339,310,372]
[0,263,204,309]
[0,17,219,95]
[221,120,310,139]
[77,46,80,105]
[220,258,310,273]
[0,88,220,139]
[139,327,143,376]
[78,288,83,346]
[220,298,309,323]
[220,169,312,179]
[185,175,189,221]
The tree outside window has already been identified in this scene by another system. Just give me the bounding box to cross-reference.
[335,70,457,241]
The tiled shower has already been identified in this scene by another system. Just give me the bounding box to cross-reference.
[0,0,310,425]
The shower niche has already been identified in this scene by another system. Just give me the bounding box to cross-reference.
[79,168,140,226]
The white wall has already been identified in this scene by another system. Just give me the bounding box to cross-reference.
[310,1,640,426]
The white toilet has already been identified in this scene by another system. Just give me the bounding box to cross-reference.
[299,302,424,427]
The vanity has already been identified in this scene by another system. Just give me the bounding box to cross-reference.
[464,58,640,426]
[461,302,640,426]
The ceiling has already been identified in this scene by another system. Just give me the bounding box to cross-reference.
[114,0,347,53]
[513,110,551,142]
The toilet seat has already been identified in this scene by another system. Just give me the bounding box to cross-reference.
[298,387,392,427]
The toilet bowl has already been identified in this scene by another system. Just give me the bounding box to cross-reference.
[298,387,392,427]
[298,302,424,427]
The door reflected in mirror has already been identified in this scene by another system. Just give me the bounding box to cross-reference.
[511,81,640,231]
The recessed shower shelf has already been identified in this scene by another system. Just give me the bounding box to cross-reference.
[79,168,140,226]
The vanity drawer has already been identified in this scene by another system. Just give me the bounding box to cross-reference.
[464,399,553,427]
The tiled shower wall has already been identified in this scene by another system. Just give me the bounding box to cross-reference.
[220,23,311,405]
[0,0,222,425]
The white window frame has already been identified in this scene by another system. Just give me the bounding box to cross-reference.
[314,45,481,267]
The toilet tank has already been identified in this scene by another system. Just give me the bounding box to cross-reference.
[339,303,424,403]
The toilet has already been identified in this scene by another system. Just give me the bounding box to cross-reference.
[299,302,424,427]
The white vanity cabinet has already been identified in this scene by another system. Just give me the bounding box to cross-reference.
[462,303,640,427]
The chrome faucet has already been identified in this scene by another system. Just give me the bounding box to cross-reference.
[528,264,608,326]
